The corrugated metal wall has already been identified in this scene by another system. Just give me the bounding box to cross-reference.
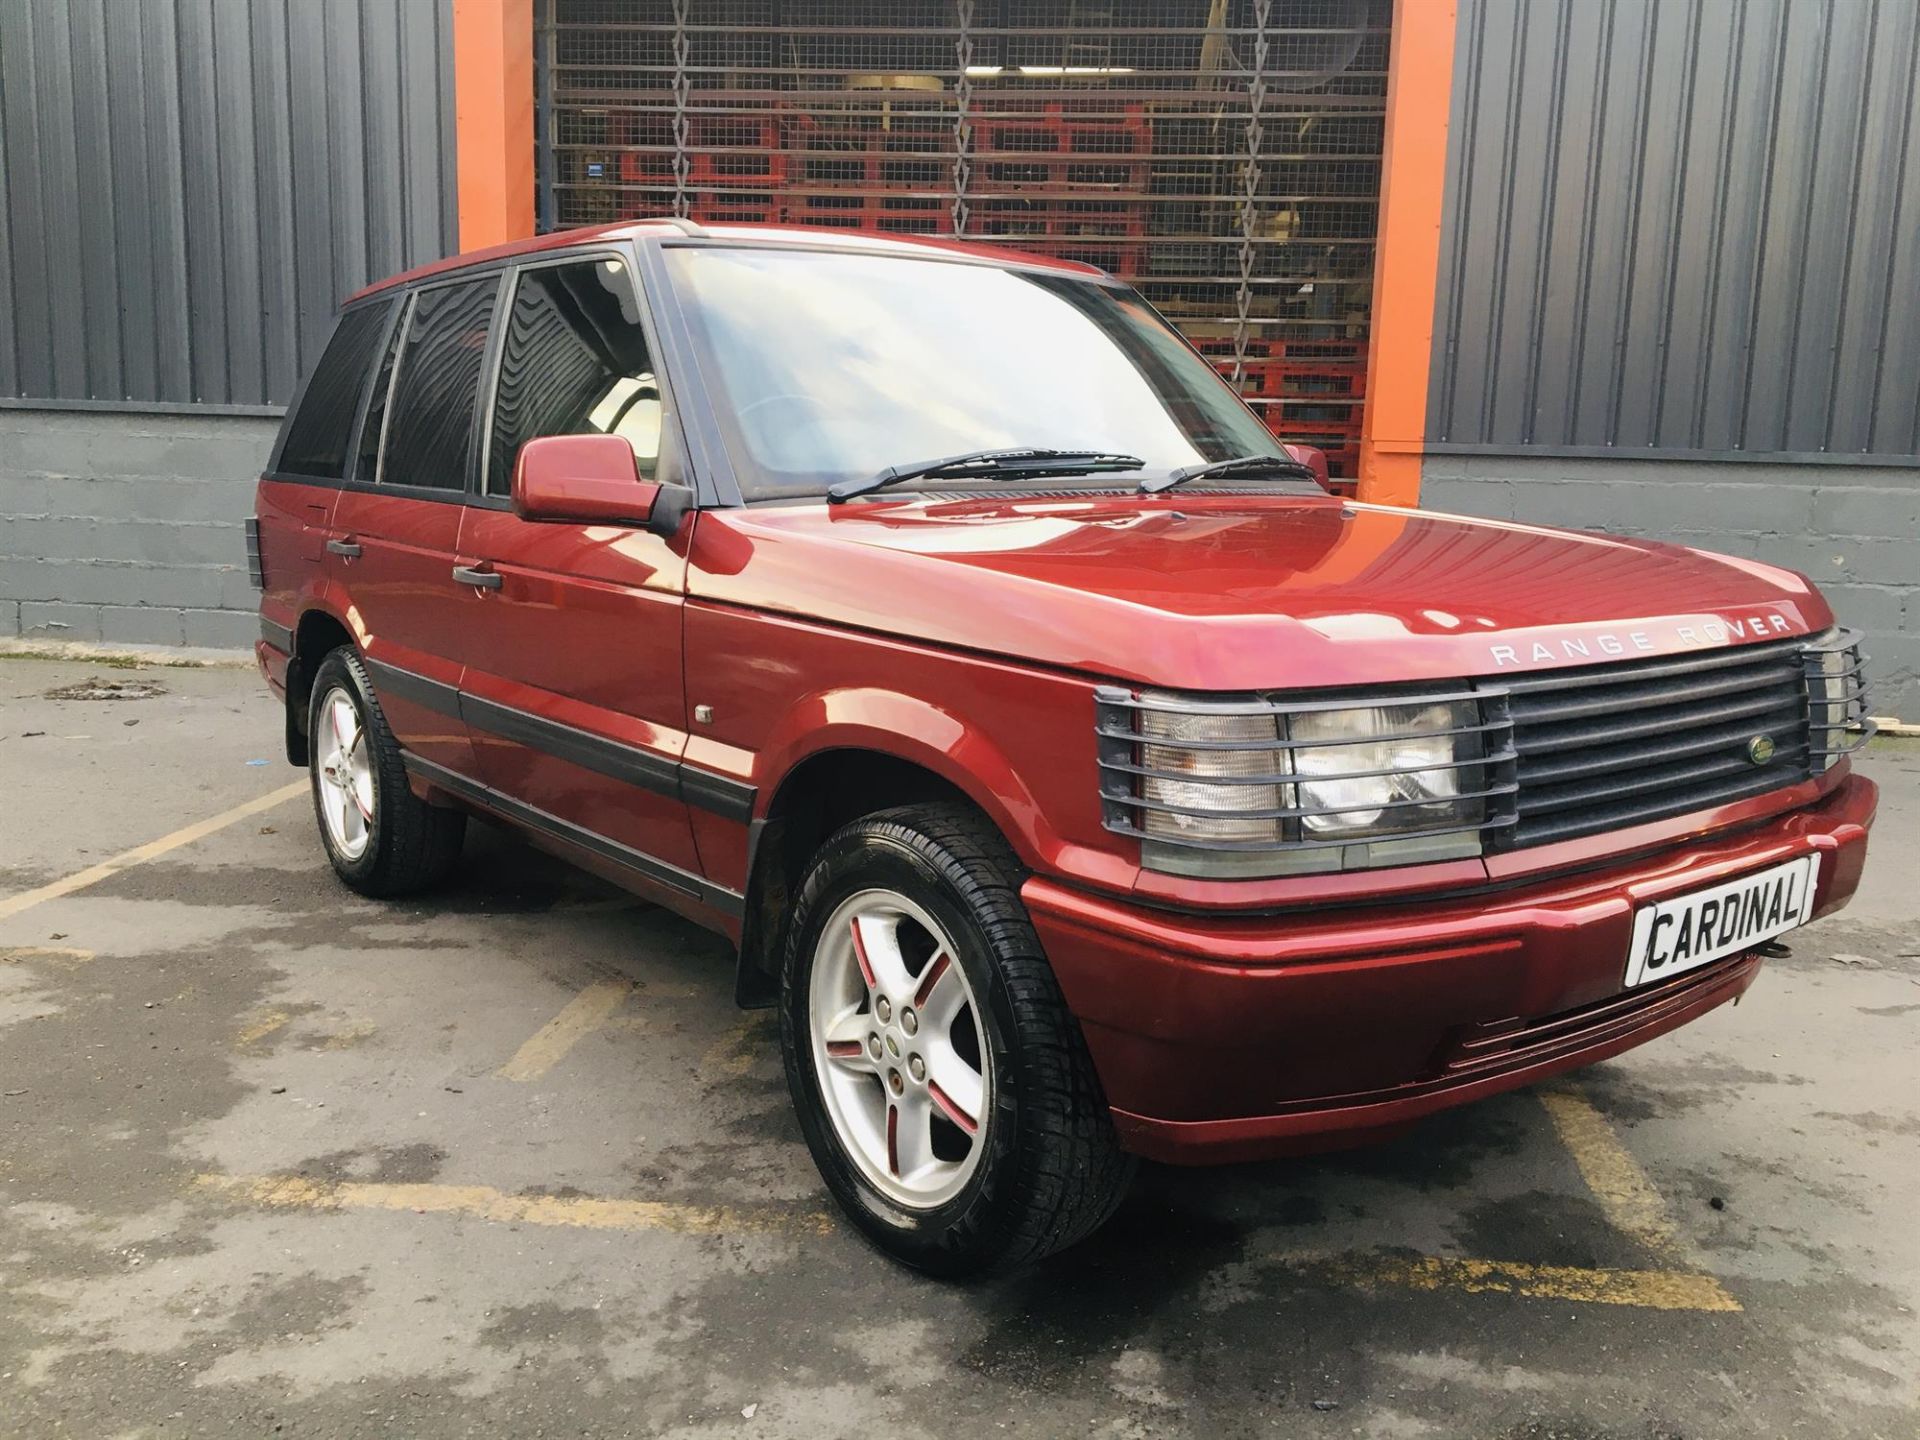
[0,0,458,412]
[1428,0,1920,462]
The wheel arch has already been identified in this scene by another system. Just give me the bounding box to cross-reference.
[283,608,357,765]
[734,744,1013,1009]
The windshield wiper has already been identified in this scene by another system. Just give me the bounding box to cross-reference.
[827,447,1146,503]
[1140,454,1319,494]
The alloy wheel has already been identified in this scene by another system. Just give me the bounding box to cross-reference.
[315,685,375,861]
[808,888,991,1209]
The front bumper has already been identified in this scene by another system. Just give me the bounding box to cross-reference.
[1024,773,1876,1164]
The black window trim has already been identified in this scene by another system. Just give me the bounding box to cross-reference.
[340,293,406,487]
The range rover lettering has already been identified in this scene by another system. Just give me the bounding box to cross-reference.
[253,222,1876,1274]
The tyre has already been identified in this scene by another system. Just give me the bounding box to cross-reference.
[306,646,465,898]
[779,802,1134,1275]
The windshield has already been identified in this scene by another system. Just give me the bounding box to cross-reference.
[664,246,1288,500]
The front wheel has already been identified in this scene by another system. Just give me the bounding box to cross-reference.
[779,804,1134,1275]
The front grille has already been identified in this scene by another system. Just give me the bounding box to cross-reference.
[1500,638,1820,849]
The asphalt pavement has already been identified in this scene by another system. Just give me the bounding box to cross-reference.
[1,653,1916,1438]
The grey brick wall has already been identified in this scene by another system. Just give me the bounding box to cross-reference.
[1421,456,1920,718]
[0,409,278,649]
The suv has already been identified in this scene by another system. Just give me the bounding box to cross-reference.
[254,221,1876,1274]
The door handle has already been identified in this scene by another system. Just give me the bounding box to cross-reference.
[451,563,503,590]
[325,537,362,559]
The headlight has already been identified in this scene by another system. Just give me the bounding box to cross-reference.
[1290,703,1467,838]
[1099,688,1506,878]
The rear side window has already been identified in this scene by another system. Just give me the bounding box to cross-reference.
[488,258,661,494]
[278,301,392,478]
[379,277,500,492]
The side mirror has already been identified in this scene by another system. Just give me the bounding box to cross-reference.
[1282,442,1336,494]
[512,434,660,528]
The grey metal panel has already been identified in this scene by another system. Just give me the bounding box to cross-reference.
[1431,0,1920,461]
[0,0,459,409]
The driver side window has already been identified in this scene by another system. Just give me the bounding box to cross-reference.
[488,257,662,495]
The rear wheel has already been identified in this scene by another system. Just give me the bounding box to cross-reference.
[306,647,464,897]
[779,803,1133,1275]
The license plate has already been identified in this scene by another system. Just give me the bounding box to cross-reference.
[1624,854,1821,989]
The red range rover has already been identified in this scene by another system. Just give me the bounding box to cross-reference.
[253,221,1876,1273]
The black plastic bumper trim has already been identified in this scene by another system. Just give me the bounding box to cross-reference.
[260,618,294,653]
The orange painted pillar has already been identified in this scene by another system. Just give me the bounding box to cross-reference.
[1357,0,1459,508]
[452,0,537,252]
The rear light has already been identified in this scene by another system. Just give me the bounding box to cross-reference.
[245,517,265,590]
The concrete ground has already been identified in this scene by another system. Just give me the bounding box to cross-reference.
[1,655,1916,1440]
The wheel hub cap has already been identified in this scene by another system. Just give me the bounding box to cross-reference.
[810,889,990,1209]
[315,686,374,861]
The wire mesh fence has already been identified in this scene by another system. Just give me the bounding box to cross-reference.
[538,0,1388,475]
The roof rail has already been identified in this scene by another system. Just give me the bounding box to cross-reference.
[644,216,708,237]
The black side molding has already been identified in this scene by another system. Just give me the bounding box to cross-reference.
[679,764,757,824]
[459,692,682,799]
[364,658,463,720]
[260,618,294,653]
[364,656,758,822]
[400,751,746,919]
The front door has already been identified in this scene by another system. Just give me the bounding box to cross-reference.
[328,274,503,777]
[453,255,702,883]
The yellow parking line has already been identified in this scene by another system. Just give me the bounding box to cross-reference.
[194,1172,833,1236]
[195,1171,1740,1310]
[235,1009,292,1049]
[496,978,632,1081]
[1538,1085,1684,1260]
[1281,1251,1741,1312]
[0,781,307,924]
[698,1012,773,1081]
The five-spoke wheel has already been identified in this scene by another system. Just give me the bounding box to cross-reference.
[810,889,989,1209]
[314,684,375,861]
[780,804,1134,1274]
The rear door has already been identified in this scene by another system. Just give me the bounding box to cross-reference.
[453,252,705,883]
[329,274,504,777]
[256,298,395,660]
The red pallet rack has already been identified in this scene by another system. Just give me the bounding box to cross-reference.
[972,101,1152,196]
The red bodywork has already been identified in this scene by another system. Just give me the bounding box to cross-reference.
[258,225,1875,1164]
